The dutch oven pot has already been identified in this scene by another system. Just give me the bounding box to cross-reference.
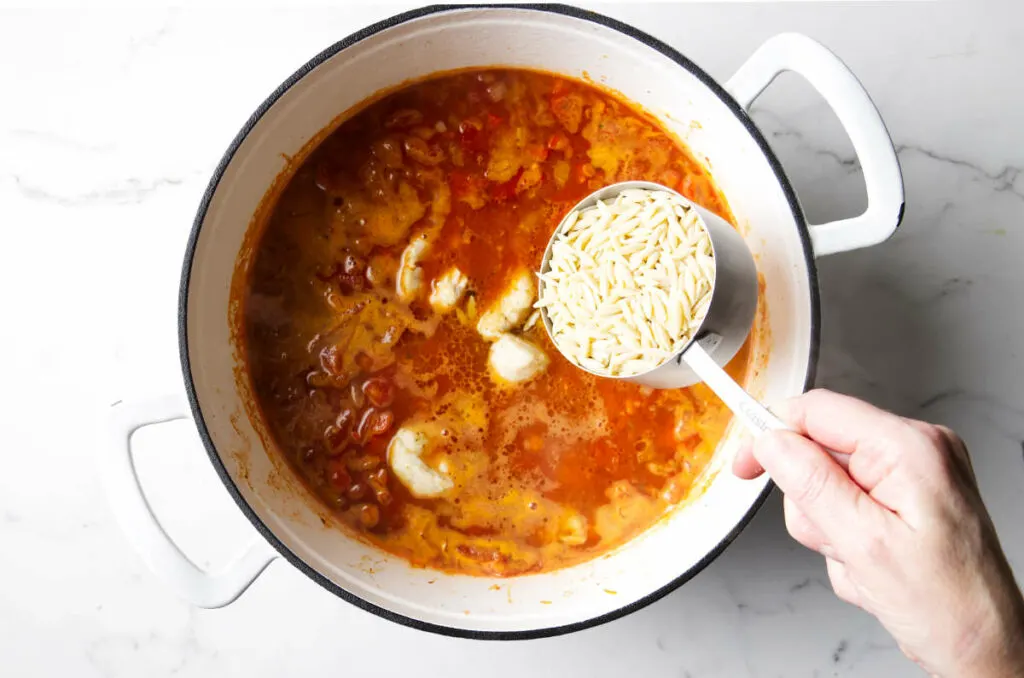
[103,5,903,639]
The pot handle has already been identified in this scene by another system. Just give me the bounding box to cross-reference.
[101,394,278,608]
[724,33,904,257]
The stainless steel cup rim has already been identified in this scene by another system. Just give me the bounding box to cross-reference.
[537,180,759,388]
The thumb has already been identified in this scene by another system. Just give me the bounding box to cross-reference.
[754,430,875,557]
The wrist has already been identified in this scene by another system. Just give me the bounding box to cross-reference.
[945,593,1024,678]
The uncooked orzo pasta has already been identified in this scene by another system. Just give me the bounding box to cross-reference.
[536,189,715,377]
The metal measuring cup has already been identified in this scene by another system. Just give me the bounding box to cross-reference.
[538,180,758,390]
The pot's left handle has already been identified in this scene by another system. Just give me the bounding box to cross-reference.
[725,33,904,257]
[101,394,278,608]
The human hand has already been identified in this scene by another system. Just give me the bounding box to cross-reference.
[733,389,1024,678]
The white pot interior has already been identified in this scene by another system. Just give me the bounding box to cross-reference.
[184,7,814,634]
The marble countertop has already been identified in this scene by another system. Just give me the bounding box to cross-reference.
[2,3,1022,676]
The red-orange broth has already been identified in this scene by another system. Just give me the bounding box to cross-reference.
[238,68,751,576]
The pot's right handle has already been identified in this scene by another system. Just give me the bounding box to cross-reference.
[725,33,904,257]
[101,394,278,608]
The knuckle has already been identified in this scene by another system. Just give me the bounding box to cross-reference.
[799,388,830,411]
[899,415,933,439]
[782,389,828,426]
[917,422,947,448]
[909,421,964,454]
[898,420,954,468]
[915,434,947,465]
[907,422,966,475]
[936,425,969,456]
[793,460,832,507]
[857,533,891,566]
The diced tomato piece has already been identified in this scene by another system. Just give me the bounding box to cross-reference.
[345,453,382,472]
[335,408,355,435]
[357,503,380,529]
[450,170,470,194]
[491,169,524,202]
[451,171,486,202]
[571,162,595,184]
[384,109,423,128]
[451,170,489,209]
[369,409,394,436]
[680,175,695,200]
[347,483,368,501]
[365,467,392,506]
[451,170,482,196]
[367,467,388,487]
[550,93,584,134]
[527,144,549,162]
[546,133,570,152]
[352,408,372,443]
[353,407,394,443]
[659,168,683,190]
[679,433,702,452]
[486,112,503,128]
[320,345,344,378]
[327,463,352,491]
[552,160,571,188]
[516,164,543,195]
[353,352,374,373]
[491,182,514,202]
[362,377,395,408]
[681,175,713,206]
[323,424,347,451]
[458,122,485,152]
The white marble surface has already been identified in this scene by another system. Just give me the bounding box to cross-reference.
[2,2,1022,676]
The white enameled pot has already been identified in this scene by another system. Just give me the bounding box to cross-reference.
[102,5,903,638]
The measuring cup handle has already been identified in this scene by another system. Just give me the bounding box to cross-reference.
[683,341,787,433]
[682,343,849,469]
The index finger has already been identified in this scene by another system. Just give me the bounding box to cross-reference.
[751,430,883,559]
[778,389,929,514]
[778,390,911,459]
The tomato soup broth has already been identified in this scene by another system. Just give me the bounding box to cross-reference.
[238,69,750,576]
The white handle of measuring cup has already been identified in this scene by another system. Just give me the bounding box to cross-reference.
[683,342,788,434]
[682,343,848,468]
[725,33,905,257]
[101,393,278,608]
